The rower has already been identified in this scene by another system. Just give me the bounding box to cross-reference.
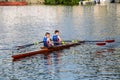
[43,32,53,47]
[52,30,62,46]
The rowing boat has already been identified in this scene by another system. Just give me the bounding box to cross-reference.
[12,39,115,61]
[12,42,82,61]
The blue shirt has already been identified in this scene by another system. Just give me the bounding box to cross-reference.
[52,35,59,46]
[43,37,49,47]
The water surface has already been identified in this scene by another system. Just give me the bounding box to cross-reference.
[0,4,120,80]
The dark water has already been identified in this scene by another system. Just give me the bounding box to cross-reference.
[0,4,120,80]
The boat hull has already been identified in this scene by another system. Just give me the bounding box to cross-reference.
[12,42,81,61]
[0,2,27,6]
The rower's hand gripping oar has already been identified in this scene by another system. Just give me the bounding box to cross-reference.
[16,41,43,49]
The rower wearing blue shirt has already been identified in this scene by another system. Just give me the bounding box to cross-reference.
[52,30,62,46]
[43,32,53,47]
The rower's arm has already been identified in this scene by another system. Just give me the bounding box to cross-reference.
[47,38,54,46]
[58,36,62,42]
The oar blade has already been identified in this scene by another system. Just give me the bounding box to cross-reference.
[96,42,106,46]
[105,40,115,43]
[16,43,34,49]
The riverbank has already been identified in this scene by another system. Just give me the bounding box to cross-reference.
[0,0,80,5]
[0,0,120,6]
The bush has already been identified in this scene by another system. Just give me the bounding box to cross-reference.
[45,0,80,5]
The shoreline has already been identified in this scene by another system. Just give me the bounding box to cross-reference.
[0,1,120,6]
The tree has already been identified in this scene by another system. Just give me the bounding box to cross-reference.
[45,0,80,5]
[5,0,8,2]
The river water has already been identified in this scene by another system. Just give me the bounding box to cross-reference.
[0,4,120,80]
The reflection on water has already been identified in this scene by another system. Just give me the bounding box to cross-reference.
[0,4,120,80]
[4,45,119,80]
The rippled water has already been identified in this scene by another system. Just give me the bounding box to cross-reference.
[0,4,120,80]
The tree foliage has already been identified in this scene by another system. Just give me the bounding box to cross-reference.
[45,0,80,5]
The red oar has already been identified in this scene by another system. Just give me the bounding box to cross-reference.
[96,42,106,46]
[96,39,115,46]
[83,39,115,43]
[104,39,115,43]
[64,39,115,46]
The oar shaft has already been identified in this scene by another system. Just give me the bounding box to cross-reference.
[15,39,115,50]
[0,48,18,50]
[64,39,115,43]
[16,41,43,49]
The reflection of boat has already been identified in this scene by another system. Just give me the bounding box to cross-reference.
[96,48,115,54]
[12,42,81,61]
[44,51,61,65]
[0,2,27,6]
